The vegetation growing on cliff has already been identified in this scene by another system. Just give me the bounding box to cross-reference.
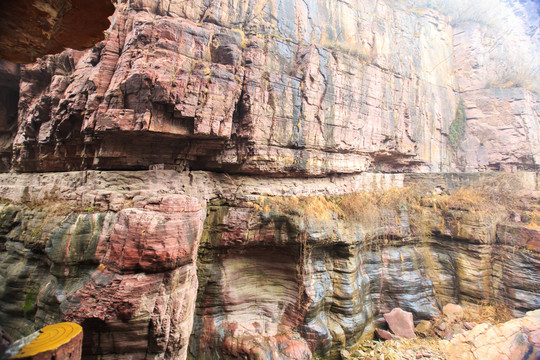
[254,175,528,240]
[448,99,466,148]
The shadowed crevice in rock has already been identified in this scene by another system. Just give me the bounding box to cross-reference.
[0,61,19,172]
[0,0,115,63]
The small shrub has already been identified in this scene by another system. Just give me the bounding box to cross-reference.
[23,288,39,317]
[449,99,466,148]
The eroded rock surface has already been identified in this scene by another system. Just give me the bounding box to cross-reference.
[0,187,206,359]
[9,0,458,174]
[446,309,540,360]
[5,0,538,175]
[1,170,536,359]
[0,0,539,359]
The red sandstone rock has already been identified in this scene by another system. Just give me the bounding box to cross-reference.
[383,308,416,339]
[445,309,540,360]
[8,0,459,175]
[376,329,397,340]
[442,304,464,322]
[98,195,206,273]
[58,194,206,359]
[497,224,540,252]
[222,333,312,360]
[5,1,537,175]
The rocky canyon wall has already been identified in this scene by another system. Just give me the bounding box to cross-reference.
[4,0,538,175]
[10,0,459,174]
[0,171,538,359]
[0,0,539,359]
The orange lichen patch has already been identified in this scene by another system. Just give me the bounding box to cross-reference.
[12,323,82,358]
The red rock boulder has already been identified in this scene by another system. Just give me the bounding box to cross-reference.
[383,308,416,339]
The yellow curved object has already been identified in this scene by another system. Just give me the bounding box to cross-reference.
[12,322,82,359]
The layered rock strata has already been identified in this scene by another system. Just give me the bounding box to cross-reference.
[0,173,206,358]
[0,170,538,359]
[0,0,539,359]
[10,0,459,175]
[3,0,537,177]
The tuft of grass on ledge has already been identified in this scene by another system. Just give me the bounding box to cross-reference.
[252,175,525,238]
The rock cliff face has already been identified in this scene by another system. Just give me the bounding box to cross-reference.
[7,0,538,175]
[0,171,538,359]
[0,0,539,359]
[10,0,459,174]
[453,23,540,171]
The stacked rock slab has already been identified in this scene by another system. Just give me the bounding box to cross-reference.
[10,0,458,174]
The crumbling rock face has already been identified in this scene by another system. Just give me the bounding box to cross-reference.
[0,0,115,63]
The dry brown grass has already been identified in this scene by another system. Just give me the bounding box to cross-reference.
[463,301,513,324]
[353,337,447,360]
[524,209,540,229]
[255,177,522,238]
[429,176,522,229]
[338,191,380,223]
[254,194,342,221]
